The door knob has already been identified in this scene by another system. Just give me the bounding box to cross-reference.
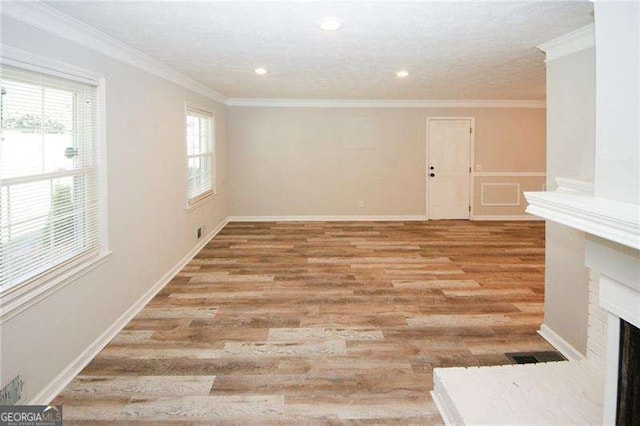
[430,173,435,177]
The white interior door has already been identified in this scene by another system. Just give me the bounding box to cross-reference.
[428,119,472,219]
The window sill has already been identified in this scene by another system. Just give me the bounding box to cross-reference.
[185,190,216,213]
[0,251,112,324]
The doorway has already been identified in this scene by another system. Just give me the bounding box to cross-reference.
[426,118,474,219]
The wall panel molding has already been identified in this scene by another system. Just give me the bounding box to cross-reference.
[474,171,546,177]
[480,183,521,206]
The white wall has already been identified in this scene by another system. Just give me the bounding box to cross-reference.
[544,47,596,354]
[228,106,546,218]
[0,16,228,403]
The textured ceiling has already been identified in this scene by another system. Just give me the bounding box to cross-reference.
[45,1,593,100]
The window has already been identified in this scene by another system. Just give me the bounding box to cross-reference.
[185,106,214,207]
[0,65,101,292]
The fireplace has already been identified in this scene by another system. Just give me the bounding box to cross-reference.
[431,4,640,423]
[617,319,640,425]
[430,180,637,424]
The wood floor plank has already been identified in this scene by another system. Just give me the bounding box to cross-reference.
[62,375,215,398]
[53,220,554,423]
[268,327,384,342]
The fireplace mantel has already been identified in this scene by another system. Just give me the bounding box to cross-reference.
[524,182,640,251]
[525,177,640,331]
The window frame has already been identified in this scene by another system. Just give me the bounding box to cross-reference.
[0,45,110,322]
[184,103,215,211]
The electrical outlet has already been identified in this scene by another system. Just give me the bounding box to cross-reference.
[1,374,24,405]
[358,200,364,208]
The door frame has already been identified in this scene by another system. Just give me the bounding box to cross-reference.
[425,117,475,220]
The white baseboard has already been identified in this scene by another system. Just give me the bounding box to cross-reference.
[229,214,543,222]
[471,214,544,221]
[538,323,586,361]
[29,218,229,405]
[228,215,428,222]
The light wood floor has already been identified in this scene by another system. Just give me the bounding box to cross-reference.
[54,220,555,424]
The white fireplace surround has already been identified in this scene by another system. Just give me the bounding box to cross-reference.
[525,178,640,424]
[430,177,638,425]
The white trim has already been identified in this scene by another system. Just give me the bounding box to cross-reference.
[229,214,542,222]
[1,3,550,109]
[524,191,640,251]
[0,47,110,321]
[599,275,640,331]
[228,215,428,222]
[1,1,227,104]
[1,167,94,186]
[185,102,215,118]
[538,24,595,62]
[0,45,102,85]
[474,171,546,177]
[480,182,521,206]
[0,252,112,324]
[426,117,475,220]
[97,75,109,255]
[471,214,543,221]
[430,390,457,426]
[28,218,229,405]
[555,177,594,194]
[227,98,546,109]
[185,102,216,209]
[538,323,586,361]
[185,191,216,213]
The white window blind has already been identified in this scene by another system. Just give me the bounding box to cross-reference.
[0,65,100,292]
[186,107,214,204]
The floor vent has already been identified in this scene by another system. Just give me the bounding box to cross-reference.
[505,351,566,364]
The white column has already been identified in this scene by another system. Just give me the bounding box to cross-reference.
[593,1,640,204]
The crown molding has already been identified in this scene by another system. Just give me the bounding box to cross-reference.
[538,24,595,62]
[3,1,548,109]
[1,1,228,104]
[226,98,546,108]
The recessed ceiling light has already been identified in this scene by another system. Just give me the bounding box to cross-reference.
[255,67,267,75]
[396,70,409,78]
[319,18,342,31]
